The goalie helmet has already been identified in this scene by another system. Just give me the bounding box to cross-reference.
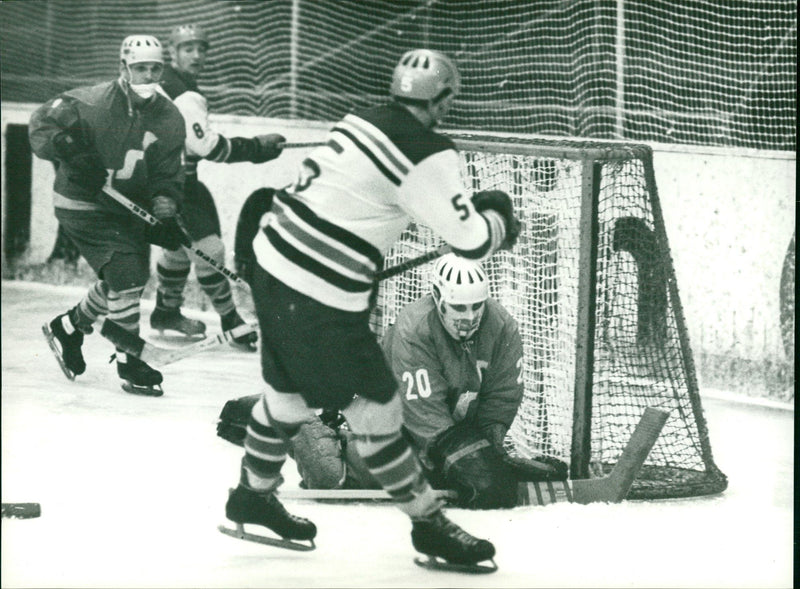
[390,49,461,102]
[169,24,209,49]
[119,35,164,65]
[431,254,489,341]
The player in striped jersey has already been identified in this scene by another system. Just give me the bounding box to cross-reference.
[150,24,285,349]
[223,49,520,571]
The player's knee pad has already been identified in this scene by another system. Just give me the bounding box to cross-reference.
[189,234,225,270]
[102,252,150,291]
[262,382,316,426]
[429,421,517,509]
[341,393,402,437]
[156,246,190,271]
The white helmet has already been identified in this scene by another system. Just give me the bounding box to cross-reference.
[431,254,489,340]
[120,35,164,65]
[390,49,461,103]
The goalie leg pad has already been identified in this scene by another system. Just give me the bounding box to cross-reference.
[292,418,346,489]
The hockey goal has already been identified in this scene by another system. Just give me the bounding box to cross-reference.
[370,134,728,500]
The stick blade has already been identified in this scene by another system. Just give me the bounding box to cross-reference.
[572,407,670,504]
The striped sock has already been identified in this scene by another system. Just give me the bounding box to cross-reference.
[242,397,301,491]
[354,432,440,517]
[71,280,109,331]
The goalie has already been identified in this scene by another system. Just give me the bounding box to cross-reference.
[218,254,567,508]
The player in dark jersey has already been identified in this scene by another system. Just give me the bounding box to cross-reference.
[151,24,285,349]
[221,49,520,572]
[30,35,186,396]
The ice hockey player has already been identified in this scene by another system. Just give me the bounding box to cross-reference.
[151,24,285,350]
[218,255,568,507]
[217,48,520,573]
[30,35,186,396]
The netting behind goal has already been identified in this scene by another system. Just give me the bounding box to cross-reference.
[370,135,728,500]
[1,0,795,150]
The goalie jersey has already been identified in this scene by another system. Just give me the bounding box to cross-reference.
[252,102,505,311]
[381,295,524,458]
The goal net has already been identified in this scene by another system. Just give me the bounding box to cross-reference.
[0,0,795,150]
[371,134,728,500]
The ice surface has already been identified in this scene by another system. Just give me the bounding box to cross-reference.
[1,281,793,588]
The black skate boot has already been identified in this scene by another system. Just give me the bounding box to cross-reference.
[221,310,257,352]
[150,293,206,338]
[114,352,164,397]
[411,510,497,574]
[218,485,316,551]
[42,312,89,380]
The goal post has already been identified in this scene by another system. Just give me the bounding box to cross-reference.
[370,134,728,500]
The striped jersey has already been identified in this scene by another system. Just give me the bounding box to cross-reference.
[253,102,505,311]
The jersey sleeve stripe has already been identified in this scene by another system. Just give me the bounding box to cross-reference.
[276,191,383,267]
[331,126,402,186]
[263,226,373,293]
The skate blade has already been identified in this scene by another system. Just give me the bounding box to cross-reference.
[217,523,315,552]
[121,381,164,397]
[41,323,76,381]
[414,555,498,574]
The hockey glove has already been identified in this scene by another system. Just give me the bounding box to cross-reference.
[234,187,276,284]
[227,134,286,164]
[52,130,107,192]
[251,133,286,163]
[144,217,188,251]
[472,189,521,250]
[216,394,261,447]
[501,453,569,482]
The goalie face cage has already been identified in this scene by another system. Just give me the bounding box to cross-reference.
[370,134,728,500]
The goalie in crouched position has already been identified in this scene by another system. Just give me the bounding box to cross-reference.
[218,254,567,509]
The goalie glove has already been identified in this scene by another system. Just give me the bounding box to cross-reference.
[428,421,518,509]
[471,189,521,251]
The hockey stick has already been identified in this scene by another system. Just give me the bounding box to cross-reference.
[277,141,326,149]
[101,184,247,286]
[375,244,452,281]
[515,407,670,506]
[278,488,458,502]
[100,318,257,366]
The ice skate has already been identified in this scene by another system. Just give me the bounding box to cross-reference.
[411,510,497,574]
[114,352,164,397]
[218,485,316,551]
[42,313,87,380]
[150,306,206,338]
[221,310,257,352]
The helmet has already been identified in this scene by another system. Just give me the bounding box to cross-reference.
[169,24,209,49]
[390,49,461,102]
[431,254,489,341]
[120,35,164,65]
